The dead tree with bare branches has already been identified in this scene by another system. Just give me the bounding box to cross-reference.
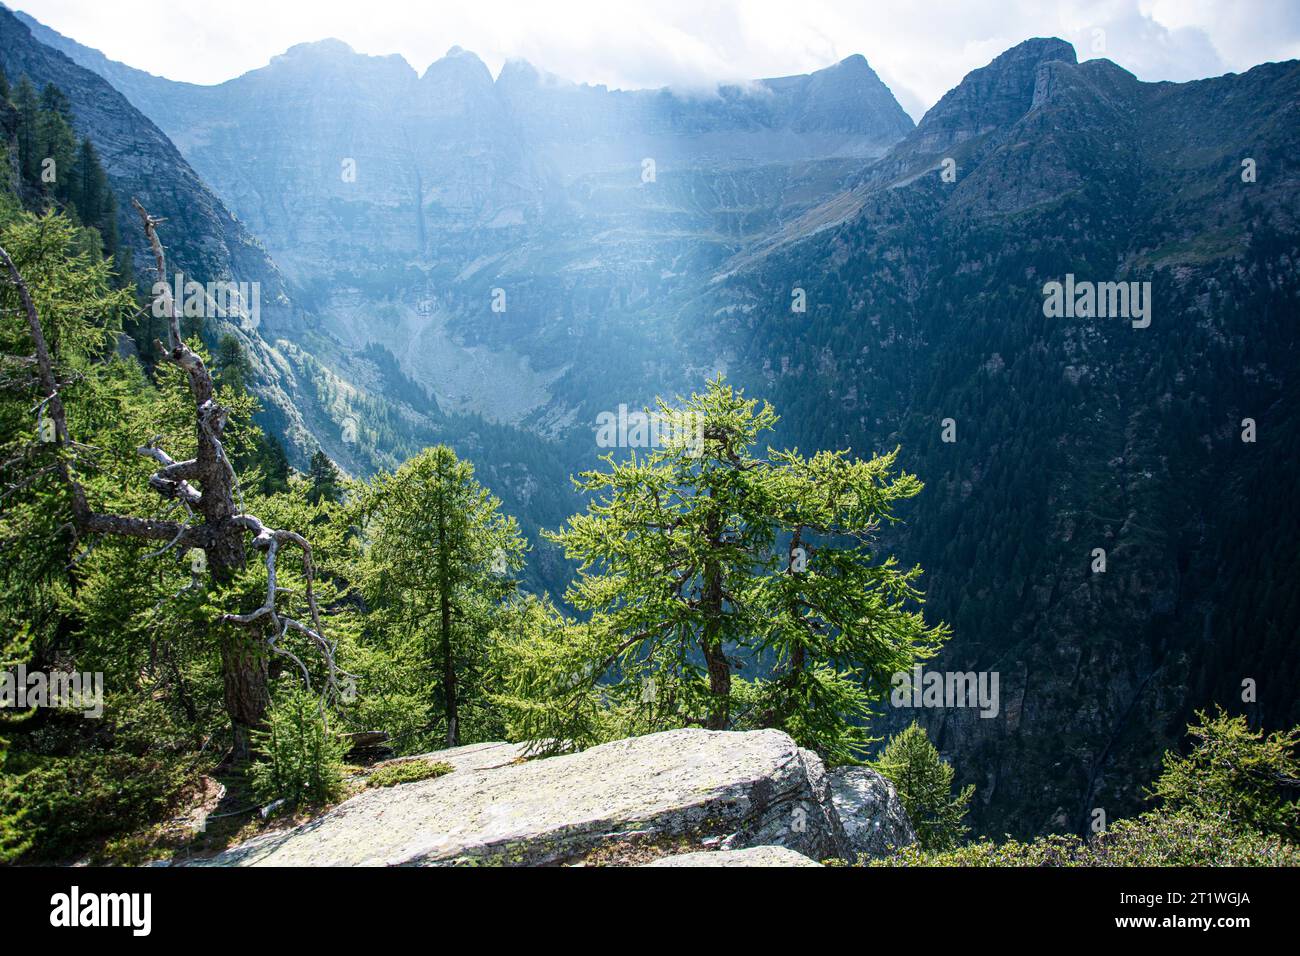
[0,201,342,762]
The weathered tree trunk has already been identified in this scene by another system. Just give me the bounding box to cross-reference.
[220,633,270,762]
[143,201,273,760]
[199,379,270,760]
[1,208,338,768]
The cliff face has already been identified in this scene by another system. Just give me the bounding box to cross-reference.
[24,12,914,440]
[709,41,1300,837]
[0,8,291,317]
[0,5,350,459]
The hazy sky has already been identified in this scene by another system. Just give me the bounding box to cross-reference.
[12,0,1300,119]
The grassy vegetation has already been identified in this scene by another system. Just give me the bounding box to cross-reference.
[871,811,1300,867]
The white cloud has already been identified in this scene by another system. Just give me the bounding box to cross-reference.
[11,0,1300,120]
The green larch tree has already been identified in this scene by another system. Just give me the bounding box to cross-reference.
[874,721,974,851]
[1150,706,1300,841]
[356,444,526,747]
[546,376,947,760]
[12,77,39,185]
[306,449,344,506]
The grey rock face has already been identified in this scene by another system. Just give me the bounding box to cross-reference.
[642,846,822,867]
[186,729,852,866]
[726,746,848,856]
[904,37,1076,154]
[827,767,915,860]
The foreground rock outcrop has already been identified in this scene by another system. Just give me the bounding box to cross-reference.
[828,767,916,859]
[189,729,910,866]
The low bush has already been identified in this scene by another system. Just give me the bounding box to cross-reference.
[249,686,347,807]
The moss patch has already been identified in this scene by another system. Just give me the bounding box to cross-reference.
[367,759,454,788]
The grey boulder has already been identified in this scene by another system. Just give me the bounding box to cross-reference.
[827,766,916,860]
[187,728,853,866]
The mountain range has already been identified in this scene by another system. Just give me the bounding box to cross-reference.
[21,11,911,434]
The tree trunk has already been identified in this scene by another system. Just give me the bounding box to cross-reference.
[211,524,267,762]
[701,513,730,729]
[435,468,459,747]
[220,633,270,763]
[440,598,458,748]
[702,639,731,729]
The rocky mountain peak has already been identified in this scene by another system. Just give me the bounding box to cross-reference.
[495,57,546,90]
[420,45,494,89]
[271,37,356,63]
[992,35,1077,69]
[792,51,914,137]
[265,37,415,83]
[903,36,1077,153]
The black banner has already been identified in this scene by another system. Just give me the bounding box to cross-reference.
[0,865,1279,941]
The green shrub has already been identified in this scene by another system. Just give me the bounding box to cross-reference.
[0,749,192,862]
[0,733,31,863]
[366,758,452,788]
[0,695,198,863]
[249,687,346,807]
[1089,810,1300,866]
[872,833,1083,867]
[1150,706,1299,842]
[873,810,1300,867]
